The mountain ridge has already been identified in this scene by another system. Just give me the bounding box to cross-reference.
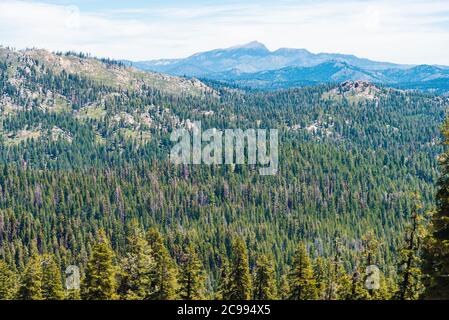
[123,41,449,93]
[125,41,411,74]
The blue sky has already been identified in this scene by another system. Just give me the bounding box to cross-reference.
[0,0,449,64]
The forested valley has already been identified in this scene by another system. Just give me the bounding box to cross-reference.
[0,47,448,299]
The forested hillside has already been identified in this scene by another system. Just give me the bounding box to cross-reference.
[0,47,447,299]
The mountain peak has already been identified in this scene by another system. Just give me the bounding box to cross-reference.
[228,41,268,51]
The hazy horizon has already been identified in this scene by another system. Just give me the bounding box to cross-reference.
[1,0,449,65]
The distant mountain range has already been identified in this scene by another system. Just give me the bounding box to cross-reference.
[123,41,449,93]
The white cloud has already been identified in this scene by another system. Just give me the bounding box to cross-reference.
[0,0,448,65]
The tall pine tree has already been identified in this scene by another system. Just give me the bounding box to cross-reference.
[81,230,118,300]
[18,253,43,300]
[178,243,205,300]
[146,228,178,300]
[226,237,252,300]
[253,254,277,300]
[396,195,426,300]
[118,225,155,300]
[288,243,317,300]
[348,264,370,300]
[41,254,64,300]
[216,256,230,300]
[278,273,290,300]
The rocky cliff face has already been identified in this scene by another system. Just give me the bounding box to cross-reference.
[324,80,385,102]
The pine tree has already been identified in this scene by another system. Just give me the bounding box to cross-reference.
[335,266,352,300]
[288,243,317,300]
[0,260,18,299]
[348,264,370,300]
[81,230,118,300]
[146,228,178,300]
[423,118,449,299]
[361,231,381,299]
[370,271,394,300]
[361,231,379,269]
[278,273,290,300]
[18,254,43,300]
[178,244,205,300]
[226,237,252,300]
[41,254,64,300]
[396,195,426,300]
[313,257,327,300]
[325,237,345,300]
[216,256,230,300]
[118,225,155,299]
[253,254,277,300]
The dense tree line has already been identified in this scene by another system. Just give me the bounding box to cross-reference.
[0,217,429,300]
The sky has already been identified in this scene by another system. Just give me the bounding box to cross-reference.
[0,0,448,65]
